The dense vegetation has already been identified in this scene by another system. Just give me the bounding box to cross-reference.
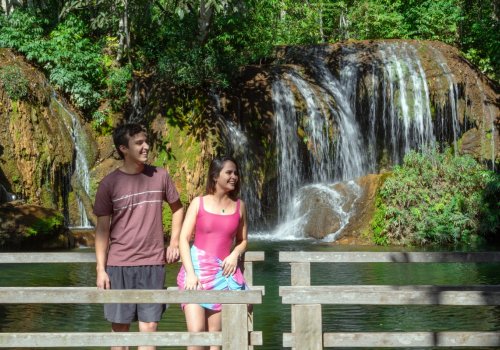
[372,149,500,246]
[0,0,498,122]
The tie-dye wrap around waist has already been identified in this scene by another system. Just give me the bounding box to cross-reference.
[176,245,248,311]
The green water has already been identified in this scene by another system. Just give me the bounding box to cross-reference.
[1,240,500,349]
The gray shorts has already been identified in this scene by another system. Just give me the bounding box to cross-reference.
[104,265,166,324]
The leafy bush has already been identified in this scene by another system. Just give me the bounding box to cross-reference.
[105,64,132,111]
[0,66,29,100]
[371,148,500,246]
[26,213,65,236]
[0,11,103,111]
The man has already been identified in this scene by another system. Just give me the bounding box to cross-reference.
[93,123,184,350]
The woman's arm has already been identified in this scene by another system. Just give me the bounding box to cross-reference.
[222,200,248,276]
[179,197,202,290]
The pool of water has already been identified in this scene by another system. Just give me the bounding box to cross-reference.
[1,240,500,349]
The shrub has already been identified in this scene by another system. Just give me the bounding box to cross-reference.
[0,66,29,100]
[371,148,499,246]
[26,213,65,236]
[105,64,132,112]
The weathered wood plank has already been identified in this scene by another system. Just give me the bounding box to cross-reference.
[279,251,500,263]
[0,251,265,264]
[249,331,262,346]
[222,304,248,350]
[280,285,500,305]
[0,332,222,347]
[321,332,500,347]
[291,262,310,286]
[0,287,262,304]
[291,304,322,350]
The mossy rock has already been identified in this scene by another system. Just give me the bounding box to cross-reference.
[0,202,73,250]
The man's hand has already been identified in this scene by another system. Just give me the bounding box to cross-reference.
[96,269,110,289]
[166,245,180,264]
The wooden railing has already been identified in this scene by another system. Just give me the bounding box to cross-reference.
[0,251,265,349]
[279,251,500,349]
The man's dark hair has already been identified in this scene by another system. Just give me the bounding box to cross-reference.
[113,123,147,159]
[205,156,241,199]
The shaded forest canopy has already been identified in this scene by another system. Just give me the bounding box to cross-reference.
[0,0,498,123]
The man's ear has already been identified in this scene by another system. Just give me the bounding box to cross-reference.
[119,144,128,155]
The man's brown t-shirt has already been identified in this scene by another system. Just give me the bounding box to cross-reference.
[93,165,179,266]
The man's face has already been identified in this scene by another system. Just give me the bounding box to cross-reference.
[121,131,149,164]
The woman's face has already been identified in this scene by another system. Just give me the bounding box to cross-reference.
[215,160,239,192]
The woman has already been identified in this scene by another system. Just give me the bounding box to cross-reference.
[177,156,248,350]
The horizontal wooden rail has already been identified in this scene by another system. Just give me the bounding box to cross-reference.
[0,252,265,349]
[283,332,500,348]
[0,251,265,263]
[280,285,500,305]
[280,251,500,349]
[279,251,500,263]
[0,331,263,348]
[0,287,262,304]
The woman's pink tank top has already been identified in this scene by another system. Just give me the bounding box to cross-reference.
[193,196,241,260]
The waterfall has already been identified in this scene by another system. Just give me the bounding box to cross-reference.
[271,77,303,220]
[225,121,264,225]
[210,92,265,225]
[313,51,367,179]
[288,72,334,183]
[429,46,461,154]
[378,42,436,163]
[476,80,497,170]
[50,94,93,228]
[264,41,467,240]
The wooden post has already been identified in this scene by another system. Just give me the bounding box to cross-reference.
[291,304,322,349]
[290,262,314,349]
[222,304,248,350]
[291,262,310,286]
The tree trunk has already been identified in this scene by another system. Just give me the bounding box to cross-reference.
[1,0,16,15]
[117,0,131,63]
[197,0,214,45]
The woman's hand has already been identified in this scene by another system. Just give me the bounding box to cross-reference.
[185,272,203,290]
[222,252,239,277]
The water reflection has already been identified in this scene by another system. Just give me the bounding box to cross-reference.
[1,241,499,349]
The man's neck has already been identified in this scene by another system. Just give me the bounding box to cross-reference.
[120,160,146,174]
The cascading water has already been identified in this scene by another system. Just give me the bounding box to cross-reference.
[265,41,464,240]
[50,94,93,228]
[429,45,461,154]
[271,77,303,220]
[224,121,263,225]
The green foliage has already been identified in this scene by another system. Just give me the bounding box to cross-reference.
[43,16,104,110]
[91,109,114,135]
[0,10,48,52]
[348,1,404,39]
[105,64,132,111]
[0,11,104,111]
[401,0,462,44]
[0,66,29,100]
[26,213,65,237]
[371,149,500,246]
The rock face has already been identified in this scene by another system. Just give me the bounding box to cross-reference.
[0,49,73,210]
[0,48,99,228]
[0,202,72,249]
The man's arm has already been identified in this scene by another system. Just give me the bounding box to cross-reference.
[166,199,184,263]
[95,215,111,289]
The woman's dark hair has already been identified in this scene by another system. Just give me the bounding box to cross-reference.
[112,123,147,159]
[205,156,241,199]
